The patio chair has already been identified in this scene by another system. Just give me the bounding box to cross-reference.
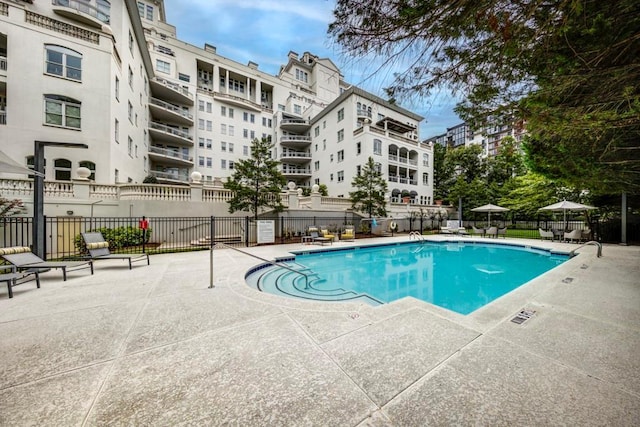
[320,228,335,241]
[564,229,582,243]
[341,227,355,241]
[497,227,507,238]
[471,226,485,237]
[539,228,554,240]
[440,226,453,234]
[81,232,150,269]
[0,265,40,298]
[0,246,93,281]
[581,228,591,241]
[486,226,498,238]
[309,231,331,245]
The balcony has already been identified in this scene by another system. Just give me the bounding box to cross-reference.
[149,169,190,184]
[280,117,311,132]
[281,166,311,177]
[357,108,372,120]
[52,0,110,28]
[280,150,311,163]
[0,56,6,76]
[213,90,261,111]
[150,77,194,106]
[279,135,311,147]
[148,146,193,167]
[149,98,193,126]
[149,122,193,146]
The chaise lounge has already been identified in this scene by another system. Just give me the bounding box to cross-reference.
[81,232,150,269]
[0,265,40,298]
[0,246,93,281]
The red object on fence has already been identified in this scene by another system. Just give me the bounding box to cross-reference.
[139,217,149,230]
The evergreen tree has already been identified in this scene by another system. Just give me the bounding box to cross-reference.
[349,157,388,218]
[223,138,287,220]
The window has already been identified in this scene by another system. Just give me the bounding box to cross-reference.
[330,173,334,181]
[228,108,234,118]
[156,59,170,74]
[198,156,205,166]
[221,141,227,152]
[128,31,134,52]
[337,150,344,162]
[337,171,344,182]
[54,158,72,181]
[356,165,361,176]
[178,73,190,82]
[337,108,344,122]
[228,143,234,153]
[227,78,245,93]
[45,45,82,81]
[206,120,212,132]
[423,173,429,185]
[323,140,326,150]
[198,119,204,130]
[128,137,133,157]
[229,160,235,170]
[114,119,119,143]
[137,2,153,20]
[356,142,361,155]
[423,153,429,166]
[330,154,334,163]
[198,100,205,111]
[206,139,212,149]
[315,144,318,152]
[128,101,133,123]
[323,120,326,129]
[314,161,320,171]
[278,104,285,111]
[44,95,81,129]
[314,126,319,137]
[294,104,302,114]
[221,124,227,135]
[206,157,212,167]
[115,76,119,101]
[243,112,249,122]
[26,156,46,178]
[128,66,133,87]
[250,130,255,139]
[295,69,308,83]
[250,113,255,123]
[221,159,227,169]
[229,125,234,136]
[243,129,248,138]
[221,106,226,116]
[243,145,249,155]
[373,138,382,155]
[199,137,205,148]
[337,129,344,142]
[206,102,212,113]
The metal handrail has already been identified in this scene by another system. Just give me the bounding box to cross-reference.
[409,231,424,242]
[569,241,603,258]
[212,242,309,288]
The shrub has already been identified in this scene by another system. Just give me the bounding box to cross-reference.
[143,175,159,184]
[74,226,152,252]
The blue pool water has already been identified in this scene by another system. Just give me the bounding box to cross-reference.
[246,241,569,314]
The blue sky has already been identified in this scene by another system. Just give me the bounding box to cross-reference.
[162,0,461,137]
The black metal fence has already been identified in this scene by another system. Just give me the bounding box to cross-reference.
[0,214,637,260]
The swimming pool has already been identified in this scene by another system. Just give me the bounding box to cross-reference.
[245,241,569,314]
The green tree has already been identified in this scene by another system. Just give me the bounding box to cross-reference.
[350,156,388,218]
[329,0,640,194]
[433,143,452,201]
[223,138,287,220]
[498,172,560,218]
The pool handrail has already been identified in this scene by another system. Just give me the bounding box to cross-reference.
[214,242,310,288]
[409,231,424,242]
[569,241,603,258]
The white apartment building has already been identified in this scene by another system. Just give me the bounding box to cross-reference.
[1,0,434,205]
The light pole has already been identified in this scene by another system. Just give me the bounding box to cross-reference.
[33,141,88,259]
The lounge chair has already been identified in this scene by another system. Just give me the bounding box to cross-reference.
[497,227,507,238]
[309,231,331,245]
[486,226,498,238]
[0,265,40,298]
[81,232,150,269]
[0,246,93,281]
[341,227,355,241]
[471,226,485,237]
[539,228,554,240]
[320,228,335,241]
[440,226,453,234]
[564,229,582,243]
[581,228,591,241]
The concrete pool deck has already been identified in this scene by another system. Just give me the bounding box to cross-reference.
[0,236,638,425]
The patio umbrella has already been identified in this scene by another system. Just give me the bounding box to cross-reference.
[538,200,596,230]
[470,203,510,224]
[0,149,43,176]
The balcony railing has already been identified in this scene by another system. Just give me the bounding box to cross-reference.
[0,56,6,71]
[280,135,311,143]
[280,151,311,159]
[0,111,5,125]
[357,108,372,118]
[150,170,190,183]
[149,98,193,120]
[152,77,193,101]
[52,0,111,25]
[149,122,193,142]
[281,167,311,175]
[281,118,310,126]
[149,146,192,162]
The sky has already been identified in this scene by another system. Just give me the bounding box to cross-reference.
[162,0,462,137]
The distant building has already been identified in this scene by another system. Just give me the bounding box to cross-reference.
[0,0,433,205]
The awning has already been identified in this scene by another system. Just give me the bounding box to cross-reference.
[0,149,43,177]
[391,189,401,196]
[409,190,418,197]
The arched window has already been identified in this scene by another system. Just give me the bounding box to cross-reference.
[79,161,96,180]
[44,45,82,81]
[423,153,429,166]
[44,95,81,129]
[54,158,72,181]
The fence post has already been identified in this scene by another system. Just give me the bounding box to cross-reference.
[209,216,214,288]
[245,216,250,247]
[280,217,284,244]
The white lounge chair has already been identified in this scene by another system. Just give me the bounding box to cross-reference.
[564,229,582,243]
[539,228,554,240]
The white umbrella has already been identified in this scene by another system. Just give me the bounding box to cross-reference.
[471,203,510,224]
[538,200,596,229]
[0,149,43,176]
